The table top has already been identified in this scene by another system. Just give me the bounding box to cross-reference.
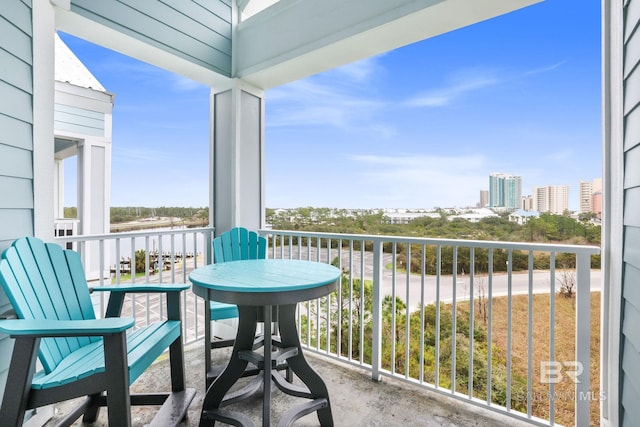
[189,259,341,306]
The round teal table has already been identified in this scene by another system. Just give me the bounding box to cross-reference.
[190,259,341,427]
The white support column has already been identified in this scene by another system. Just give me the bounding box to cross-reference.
[32,0,56,239]
[601,0,624,425]
[78,138,111,280]
[25,4,57,424]
[210,80,265,236]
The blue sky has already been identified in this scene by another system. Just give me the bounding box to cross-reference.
[59,0,601,211]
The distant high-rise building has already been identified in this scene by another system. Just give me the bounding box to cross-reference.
[479,190,488,208]
[593,178,602,193]
[489,173,522,210]
[593,191,602,219]
[533,185,570,214]
[579,181,593,213]
[579,178,603,214]
[521,195,534,211]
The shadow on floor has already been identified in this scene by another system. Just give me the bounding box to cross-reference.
[45,342,531,426]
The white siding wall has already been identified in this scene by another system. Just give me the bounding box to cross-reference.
[54,104,105,136]
[621,0,640,425]
[0,0,34,406]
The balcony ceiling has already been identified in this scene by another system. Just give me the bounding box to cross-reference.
[56,0,541,91]
[236,0,542,89]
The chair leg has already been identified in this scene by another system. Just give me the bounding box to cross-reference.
[103,332,132,426]
[169,337,186,392]
[0,337,39,426]
[163,292,186,392]
[81,393,103,423]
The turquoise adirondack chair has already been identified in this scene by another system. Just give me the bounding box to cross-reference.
[0,237,195,426]
[205,227,267,387]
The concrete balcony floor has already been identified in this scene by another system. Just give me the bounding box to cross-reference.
[46,343,534,426]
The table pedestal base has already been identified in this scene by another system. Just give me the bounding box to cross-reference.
[200,304,333,427]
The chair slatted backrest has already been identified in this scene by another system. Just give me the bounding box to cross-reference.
[0,237,98,373]
[212,227,266,263]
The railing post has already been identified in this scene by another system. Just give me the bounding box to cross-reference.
[371,240,383,382]
[575,252,591,427]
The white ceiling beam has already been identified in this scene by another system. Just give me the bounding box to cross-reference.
[236,0,541,89]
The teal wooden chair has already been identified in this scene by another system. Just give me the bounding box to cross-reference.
[0,237,195,426]
[205,227,267,387]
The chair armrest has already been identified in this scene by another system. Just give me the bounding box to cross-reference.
[93,283,189,293]
[98,283,188,318]
[0,317,134,337]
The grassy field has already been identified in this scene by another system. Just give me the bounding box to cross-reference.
[456,291,601,426]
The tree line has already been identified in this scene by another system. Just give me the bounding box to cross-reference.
[267,207,602,270]
[64,205,601,250]
[64,206,209,224]
[266,207,600,246]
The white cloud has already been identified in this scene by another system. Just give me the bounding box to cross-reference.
[266,57,393,136]
[405,68,499,107]
[349,154,489,208]
[268,80,383,126]
[523,60,567,76]
[404,61,566,108]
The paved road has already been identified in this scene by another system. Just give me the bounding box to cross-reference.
[106,245,600,343]
[381,269,602,310]
[274,245,602,310]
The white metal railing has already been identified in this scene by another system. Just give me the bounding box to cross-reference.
[56,227,600,426]
[54,226,214,344]
[259,229,601,427]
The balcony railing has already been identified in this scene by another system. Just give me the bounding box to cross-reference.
[56,226,215,344]
[55,227,600,427]
[260,230,601,427]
